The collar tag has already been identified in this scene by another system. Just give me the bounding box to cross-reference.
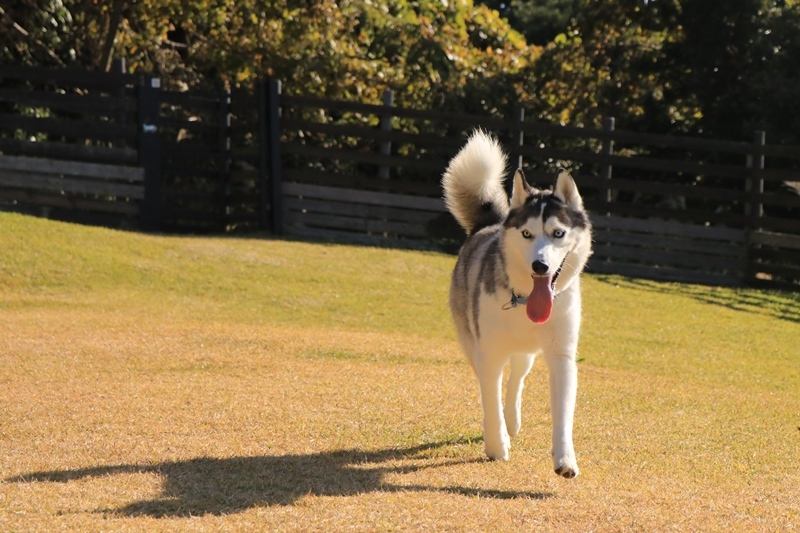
[503,290,527,311]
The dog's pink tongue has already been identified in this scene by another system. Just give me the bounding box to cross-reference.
[526,276,553,324]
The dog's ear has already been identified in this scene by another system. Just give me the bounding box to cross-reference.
[510,169,532,209]
[554,170,583,210]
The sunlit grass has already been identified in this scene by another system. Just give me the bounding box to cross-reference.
[1,212,798,531]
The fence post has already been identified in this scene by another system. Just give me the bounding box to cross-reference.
[218,88,232,231]
[112,58,127,149]
[257,80,269,230]
[513,107,524,170]
[138,74,162,232]
[259,79,283,235]
[745,131,766,284]
[746,131,765,223]
[601,116,615,212]
[378,89,394,179]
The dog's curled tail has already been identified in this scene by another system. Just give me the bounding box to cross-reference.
[442,130,509,235]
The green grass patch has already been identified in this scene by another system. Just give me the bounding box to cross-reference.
[1,212,798,531]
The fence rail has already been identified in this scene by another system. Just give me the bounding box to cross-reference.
[1,64,798,289]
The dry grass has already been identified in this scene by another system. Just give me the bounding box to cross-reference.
[0,212,798,531]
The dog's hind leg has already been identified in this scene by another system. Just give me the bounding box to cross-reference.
[544,352,580,478]
[476,353,511,461]
[504,353,535,437]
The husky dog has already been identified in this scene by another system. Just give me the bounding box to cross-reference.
[442,130,592,478]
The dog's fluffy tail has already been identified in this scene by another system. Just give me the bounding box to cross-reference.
[442,130,509,235]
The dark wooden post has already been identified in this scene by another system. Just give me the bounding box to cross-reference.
[111,57,126,74]
[112,58,127,149]
[138,74,162,232]
[218,88,231,231]
[745,131,766,284]
[257,79,269,230]
[378,89,394,179]
[513,107,524,170]
[746,131,766,223]
[601,116,615,212]
[259,79,283,235]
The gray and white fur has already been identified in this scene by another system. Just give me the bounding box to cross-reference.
[443,130,592,478]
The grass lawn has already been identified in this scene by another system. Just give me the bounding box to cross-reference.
[1,211,798,531]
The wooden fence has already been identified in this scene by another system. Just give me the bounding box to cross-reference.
[0,62,163,229]
[1,65,798,289]
[264,83,800,289]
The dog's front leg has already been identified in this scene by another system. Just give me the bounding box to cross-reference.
[504,353,535,437]
[476,355,510,461]
[545,353,579,478]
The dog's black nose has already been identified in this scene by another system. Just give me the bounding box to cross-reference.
[532,260,549,275]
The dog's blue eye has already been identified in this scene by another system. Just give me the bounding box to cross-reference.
[553,229,566,239]
[521,230,532,239]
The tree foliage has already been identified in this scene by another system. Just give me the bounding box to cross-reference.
[481,0,581,45]
[512,0,800,141]
[666,0,800,142]
[0,0,534,115]
[1,0,799,142]
[521,0,690,131]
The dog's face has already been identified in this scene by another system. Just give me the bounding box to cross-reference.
[506,205,577,275]
[505,170,589,277]
[503,170,590,323]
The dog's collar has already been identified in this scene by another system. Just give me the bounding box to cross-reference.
[503,286,563,311]
[503,290,528,310]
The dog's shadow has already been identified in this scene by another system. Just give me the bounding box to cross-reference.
[6,439,551,517]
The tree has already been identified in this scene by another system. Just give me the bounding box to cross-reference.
[664,0,800,142]
[2,0,799,145]
[2,0,533,112]
[156,0,535,113]
[521,0,691,132]
[480,0,581,46]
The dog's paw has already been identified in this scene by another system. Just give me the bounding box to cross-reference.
[484,435,510,461]
[552,453,579,479]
